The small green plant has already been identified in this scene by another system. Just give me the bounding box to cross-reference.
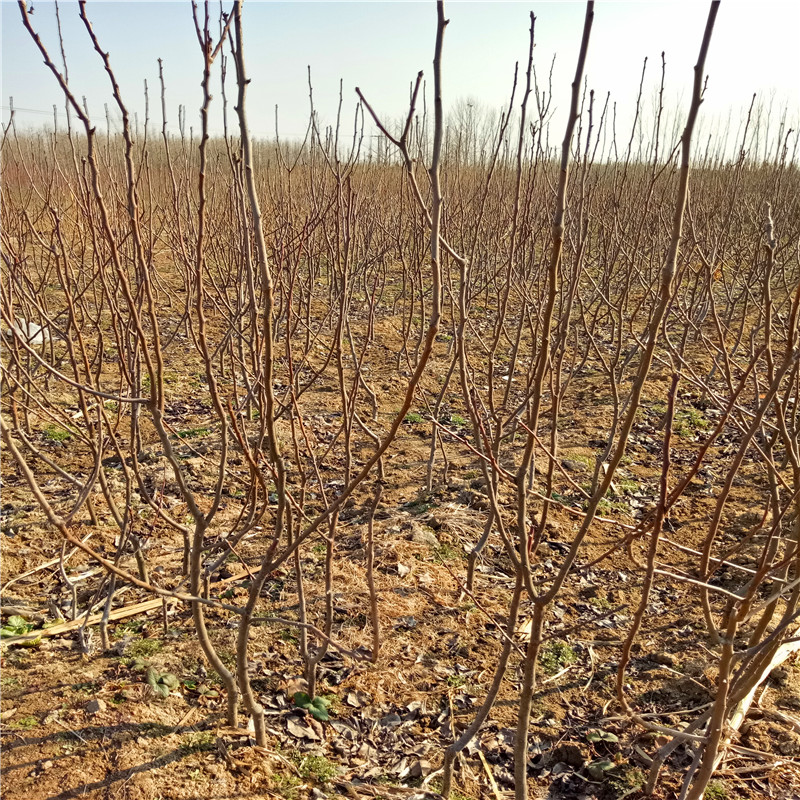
[404,412,423,424]
[113,619,144,637]
[187,682,220,702]
[124,656,150,672]
[146,667,180,699]
[42,425,71,443]
[608,764,646,797]
[180,730,215,754]
[449,413,467,427]
[217,647,236,669]
[294,753,337,783]
[140,722,172,737]
[176,426,210,439]
[446,675,466,688]
[9,715,38,730]
[426,780,469,800]
[597,497,629,515]
[674,408,710,438]
[128,638,163,658]
[405,499,432,515]
[615,479,639,496]
[293,691,331,721]
[435,543,462,561]
[319,692,340,712]
[71,681,100,694]
[539,640,577,675]
[1,615,37,638]
[271,772,302,799]
[586,729,619,744]
[704,782,729,800]
[586,758,617,780]
[111,681,133,704]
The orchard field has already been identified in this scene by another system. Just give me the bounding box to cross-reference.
[2,2,800,799]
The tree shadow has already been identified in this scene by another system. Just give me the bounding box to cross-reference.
[0,718,220,798]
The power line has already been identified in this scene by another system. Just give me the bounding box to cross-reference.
[1,105,58,116]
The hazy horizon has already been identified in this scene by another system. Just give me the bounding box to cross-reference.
[2,1,799,162]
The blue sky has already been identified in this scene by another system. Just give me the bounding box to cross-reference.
[2,1,799,154]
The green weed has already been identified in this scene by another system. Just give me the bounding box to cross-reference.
[615,479,639,496]
[435,543,462,561]
[216,647,236,669]
[176,427,210,439]
[271,773,302,799]
[113,619,143,637]
[146,668,179,699]
[71,681,100,694]
[1,614,38,638]
[426,780,469,800]
[674,408,710,438]
[128,638,163,658]
[608,765,646,797]
[180,730,215,753]
[42,425,71,442]
[9,715,38,729]
[539,640,577,675]
[408,501,433,515]
[704,783,729,800]
[597,497,629,515]
[140,722,172,737]
[292,692,330,721]
[294,753,338,783]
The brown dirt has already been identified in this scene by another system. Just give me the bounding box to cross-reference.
[3,319,800,800]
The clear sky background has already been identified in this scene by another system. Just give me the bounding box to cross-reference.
[2,1,799,157]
